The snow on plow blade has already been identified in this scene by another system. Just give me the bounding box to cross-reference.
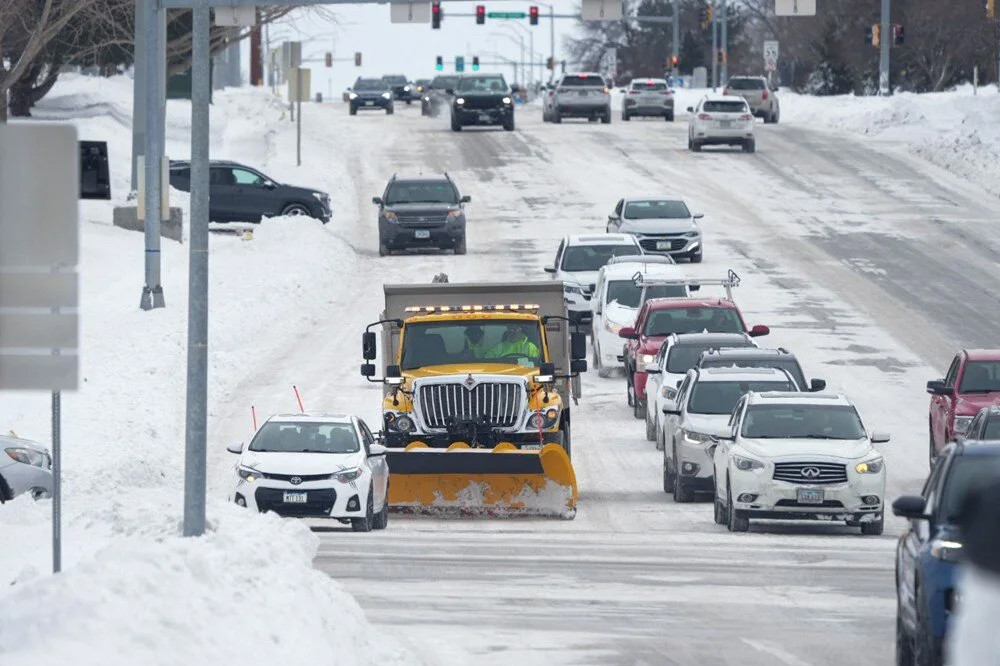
[386,442,578,518]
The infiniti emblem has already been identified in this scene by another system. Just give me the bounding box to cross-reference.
[290,476,302,485]
[800,467,821,479]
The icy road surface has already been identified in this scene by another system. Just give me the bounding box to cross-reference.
[209,95,999,664]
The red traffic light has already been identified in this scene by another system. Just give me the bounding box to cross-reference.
[671,55,679,66]
[476,5,485,24]
[529,6,539,25]
[432,1,442,29]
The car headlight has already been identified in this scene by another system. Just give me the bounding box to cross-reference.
[238,466,266,482]
[564,284,586,296]
[349,92,358,100]
[930,539,963,563]
[383,211,398,222]
[527,407,561,430]
[424,96,431,102]
[681,429,712,444]
[388,414,415,433]
[683,231,700,238]
[404,85,411,91]
[502,96,512,104]
[605,320,623,334]
[641,354,655,364]
[733,455,764,472]
[446,209,462,220]
[333,467,363,483]
[953,416,974,435]
[456,97,465,105]
[855,458,884,474]
[5,447,47,468]
[381,92,391,99]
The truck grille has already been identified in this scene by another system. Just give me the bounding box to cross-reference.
[772,462,848,485]
[398,215,448,226]
[417,380,524,430]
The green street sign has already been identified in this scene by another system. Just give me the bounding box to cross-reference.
[487,11,526,18]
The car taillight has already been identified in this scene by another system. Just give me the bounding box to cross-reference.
[762,90,769,100]
[629,90,641,95]
[698,113,712,120]
[740,113,753,120]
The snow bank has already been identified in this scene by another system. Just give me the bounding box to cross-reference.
[1,75,413,665]
[781,85,1000,199]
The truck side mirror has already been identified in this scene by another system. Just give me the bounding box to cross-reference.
[926,379,948,395]
[362,331,377,360]
[361,363,376,377]
[571,332,587,360]
[809,378,827,392]
[570,359,587,374]
[618,327,638,340]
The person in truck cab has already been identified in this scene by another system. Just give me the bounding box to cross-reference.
[485,324,540,361]
[464,325,489,359]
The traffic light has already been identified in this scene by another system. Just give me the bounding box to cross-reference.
[717,49,726,64]
[546,56,554,70]
[706,4,714,24]
[671,55,679,67]
[872,23,881,47]
[989,0,996,19]
[432,1,441,29]
[529,6,539,25]
[354,52,362,67]
[472,56,480,71]
[325,52,332,67]
[435,56,443,71]
[892,24,904,45]
[456,55,465,72]
[476,5,485,24]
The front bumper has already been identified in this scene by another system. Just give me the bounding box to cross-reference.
[729,467,885,522]
[351,97,391,110]
[0,460,53,499]
[233,478,369,519]
[379,219,464,249]
[675,438,715,482]
[453,106,512,126]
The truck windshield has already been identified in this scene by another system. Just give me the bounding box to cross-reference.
[458,75,507,92]
[644,307,744,335]
[607,281,686,308]
[400,320,543,369]
[958,361,1000,393]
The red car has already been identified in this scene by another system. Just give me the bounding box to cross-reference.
[927,349,1000,464]
[618,297,769,418]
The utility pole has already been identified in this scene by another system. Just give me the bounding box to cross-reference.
[879,0,890,95]
[549,5,555,82]
[671,0,679,76]
[296,66,302,166]
[711,3,718,89]
[720,0,728,85]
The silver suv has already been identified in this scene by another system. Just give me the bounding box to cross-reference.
[723,76,779,124]
[543,72,611,124]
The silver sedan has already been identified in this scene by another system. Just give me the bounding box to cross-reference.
[0,434,53,502]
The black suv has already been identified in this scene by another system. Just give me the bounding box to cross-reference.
[373,174,469,256]
[349,78,393,115]
[422,74,458,117]
[450,73,515,132]
[381,74,412,103]
[169,160,331,223]
[696,347,826,392]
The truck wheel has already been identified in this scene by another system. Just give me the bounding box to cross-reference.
[349,106,357,116]
[379,239,390,257]
[928,425,936,467]
[386,106,394,115]
[561,421,572,458]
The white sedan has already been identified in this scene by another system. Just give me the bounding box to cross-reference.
[711,392,889,535]
[228,413,390,532]
[687,93,756,153]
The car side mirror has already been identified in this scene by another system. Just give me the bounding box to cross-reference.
[226,443,243,454]
[460,195,471,203]
[618,326,638,340]
[688,284,700,292]
[263,181,277,190]
[871,431,891,444]
[362,331,377,360]
[662,407,680,416]
[571,331,587,360]
[608,214,618,222]
[693,213,704,219]
[892,495,929,520]
[368,443,387,457]
[809,378,827,392]
[926,379,948,396]
[686,106,694,113]
[372,196,382,205]
[570,358,588,374]
[748,324,770,337]
[544,266,557,274]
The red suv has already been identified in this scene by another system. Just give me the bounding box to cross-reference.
[619,297,769,418]
[927,349,1000,464]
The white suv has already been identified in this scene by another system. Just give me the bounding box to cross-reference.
[544,234,643,326]
[660,367,798,503]
[645,332,758,443]
[590,259,689,377]
[711,392,890,535]
[544,72,612,124]
[687,94,756,153]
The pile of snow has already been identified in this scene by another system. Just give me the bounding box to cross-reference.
[781,84,1000,199]
[1,75,411,665]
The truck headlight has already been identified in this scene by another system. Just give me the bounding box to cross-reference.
[641,354,655,364]
[733,455,764,472]
[238,467,266,482]
[389,414,414,433]
[383,211,398,222]
[456,97,465,105]
[953,416,973,435]
[564,284,586,296]
[930,539,963,563]
[333,467,363,483]
[528,408,560,429]
[605,321,623,334]
[446,209,462,220]
[502,96,512,104]
[855,458,884,474]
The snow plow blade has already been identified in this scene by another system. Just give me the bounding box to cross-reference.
[386,442,577,518]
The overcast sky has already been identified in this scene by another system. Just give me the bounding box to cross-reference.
[257,1,584,95]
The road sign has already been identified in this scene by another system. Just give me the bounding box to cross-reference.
[487,11,526,18]
[288,67,311,101]
[390,1,431,23]
[581,0,622,20]
[763,40,779,72]
[774,0,816,16]
[214,5,256,26]
[0,124,79,391]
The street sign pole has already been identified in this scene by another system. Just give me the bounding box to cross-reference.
[711,4,718,89]
[671,0,679,76]
[51,390,62,572]
[879,0,891,95]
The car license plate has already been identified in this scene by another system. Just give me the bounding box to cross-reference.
[478,113,492,122]
[364,101,374,106]
[797,488,824,505]
[283,491,308,504]
[720,120,733,128]
[656,240,672,250]
[578,91,588,96]
[415,229,430,239]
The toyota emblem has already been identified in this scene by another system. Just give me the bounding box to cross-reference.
[290,476,302,485]
[800,467,821,479]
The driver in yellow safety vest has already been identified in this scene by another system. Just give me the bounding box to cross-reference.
[464,325,489,359]
[484,324,539,361]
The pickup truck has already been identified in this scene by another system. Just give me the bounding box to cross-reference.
[927,349,1000,464]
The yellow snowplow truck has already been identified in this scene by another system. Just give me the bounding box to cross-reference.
[360,281,587,518]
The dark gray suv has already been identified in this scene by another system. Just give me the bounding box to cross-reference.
[373,174,469,256]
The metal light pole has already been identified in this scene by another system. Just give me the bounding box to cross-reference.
[671,0,679,76]
[879,0,891,95]
[140,0,165,310]
[711,4,718,90]
[720,0,728,86]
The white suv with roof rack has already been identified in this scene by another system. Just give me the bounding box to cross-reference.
[711,392,889,534]
[545,234,643,326]
[687,93,756,153]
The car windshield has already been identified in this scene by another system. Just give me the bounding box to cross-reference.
[623,200,691,219]
[727,78,765,90]
[432,76,458,89]
[383,75,406,84]
[400,320,543,369]
[458,75,507,92]
[607,281,686,308]
[385,180,457,205]
[703,100,748,113]
[632,81,667,91]
[741,404,867,440]
[644,307,745,335]
[959,361,1000,393]
[689,381,796,415]
[355,79,388,91]
[699,357,806,391]
[562,245,640,272]
[940,456,1000,521]
[249,421,360,453]
[561,75,602,87]
[666,341,754,374]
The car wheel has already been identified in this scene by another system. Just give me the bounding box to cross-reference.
[861,513,885,536]
[645,412,656,441]
[662,450,675,494]
[451,115,462,131]
[687,135,693,150]
[913,589,940,666]
[633,396,645,420]
[379,241,390,257]
[895,605,916,666]
[673,447,695,503]
[713,484,726,524]
[552,110,562,124]
[772,108,780,124]
[689,250,703,264]
[692,139,702,152]
[281,203,311,217]
[454,236,467,255]
[622,111,630,121]
[352,491,374,532]
[406,99,412,106]
[743,139,756,154]
[503,117,515,131]
[601,112,611,124]
[0,473,11,503]
[666,111,674,122]
[386,106,394,115]
[349,106,357,116]
[596,348,613,379]
[372,490,389,530]
[727,480,749,532]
